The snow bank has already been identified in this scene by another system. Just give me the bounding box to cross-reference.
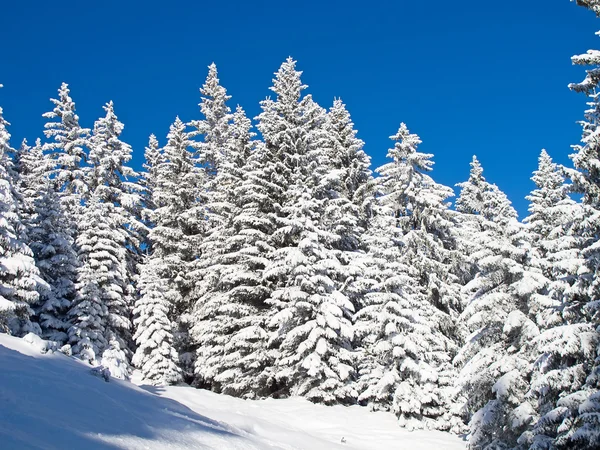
[0,333,465,449]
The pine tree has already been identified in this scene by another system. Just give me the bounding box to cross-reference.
[68,195,128,372]
[322,98,372,251]
[255,58,358,403]
[87,101,144,324]
[139,134,163,234]
[455,156,486,216]
[150,117,205,377]
[68,103,140,378]
[454,159,549,448]
[42,83,89,210]
[189,63,232,179]
[355,123,461,431]
[132,255,183,385]
[519,152,590,449]
[527,4,600,446]
[0,88,43,335]
[15,139,78,343]
[191,106,276,397]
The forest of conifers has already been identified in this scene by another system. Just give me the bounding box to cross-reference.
[2,1,600,449]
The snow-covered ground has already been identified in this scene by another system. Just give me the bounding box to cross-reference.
[0,333,466,449]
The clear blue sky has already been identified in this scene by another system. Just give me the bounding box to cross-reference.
[1,0,598,216]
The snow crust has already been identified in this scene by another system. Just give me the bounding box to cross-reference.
[0,333,465,449]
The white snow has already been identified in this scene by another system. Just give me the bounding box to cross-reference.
[0,333,465,449]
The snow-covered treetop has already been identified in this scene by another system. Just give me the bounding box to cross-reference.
[376,123,453,226]
[143,134,162,175]
[455,156,486,215]
[387,123,431,172]
[526,150,568,214]
[270,57,308,118]
[198,63,232,135]
[88,101,136,202]
[43,83,86,138]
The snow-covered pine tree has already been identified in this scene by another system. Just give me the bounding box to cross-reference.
[524,149,581,334]
[257,58,357,403]
[69,102,141,378]
[455,156,486,216]
[454,158,551,448]
[0,88,44,335]
[150,117,205,378]
[42,83,89,211]
[508,149,585,449]
[132,254,183,385]
[189,63,232,180]
[15,139,78,343]
[191,106,277,397]
[188,63,235,311]
[68,194,122,369]
[139,134,163,239]
[527,4,600,446]
[322,99,375,337]
[322,98,372,251]
[354,123,461,431]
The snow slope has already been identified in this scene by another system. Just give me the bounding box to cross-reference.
[0,334,466,449]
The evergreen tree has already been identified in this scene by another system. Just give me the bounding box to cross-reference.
[322,98,372,251]
[139,134,163,233]
[42,83,89,210]
[189,63,232,179]
[455,156,486,216]
[454,159,547,448]
[68,195,117,368]
[527,4,600,446]
[191,106,276,397]
[522,152,590,449]
[0,89,43,335]
[15,139,78,343]
[132,255,183,385]
[68,102,140,378]
[150,117,205,377]
[355,123,461,431]
[256,58,357,403]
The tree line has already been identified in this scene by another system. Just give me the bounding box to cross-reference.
[1,1,600,448]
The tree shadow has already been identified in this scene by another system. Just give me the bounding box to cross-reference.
[0,342,263,449]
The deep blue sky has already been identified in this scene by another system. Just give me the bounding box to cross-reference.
[1,0,598,216]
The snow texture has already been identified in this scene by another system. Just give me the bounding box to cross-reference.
[0,333,465,449]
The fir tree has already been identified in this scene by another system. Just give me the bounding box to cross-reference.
[256,58,358,403]
[42,83,89,209]
[132,255,183,385]
[527,4,600,446]
[15,139,78,343]
[150,117,205,377]
[192,107,275,397]
[0,89,43,335]
[355,123,461,431]
[189,63,232,178]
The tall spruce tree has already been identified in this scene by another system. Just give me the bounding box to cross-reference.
[42,83,89,210]
[256,58,357,403]
[0,88,44,335]
[191,105,277,397]
[68,102,140,378]
[527,3,600,447]
[510,150,584,449]
[15,139,77,343]
[454,158,549,448]
[150,117,205,377]
[354,123,461,431]
[132,255,183,385]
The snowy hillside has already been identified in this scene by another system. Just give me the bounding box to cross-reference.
[0,334,465,450]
